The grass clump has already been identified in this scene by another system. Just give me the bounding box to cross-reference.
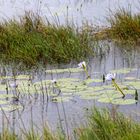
[77,107,140,140]
[0,12,94,66]
[96,8,140,44]
[0,126,59,140]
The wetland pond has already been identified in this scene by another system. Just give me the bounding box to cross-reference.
[1,0,140,137]
[0,43,140,134]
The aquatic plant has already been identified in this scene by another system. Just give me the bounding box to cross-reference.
[77,108,140,140]
[105,73,125,98]
[96,8,140,44]
[78,61,90,79]
[0,13,94,66]
[51,79,61,97]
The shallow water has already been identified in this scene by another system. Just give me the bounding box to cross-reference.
[0,42,140,136]
[1,0,140,137]
[0,0,140,25]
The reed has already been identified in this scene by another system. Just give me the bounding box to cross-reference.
[77,107,140,140]
[0,12,94,67]
[95,8,140,44]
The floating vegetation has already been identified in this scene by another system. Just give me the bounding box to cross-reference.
[0,104,23,112]
[0,100,9,105]
[0,66,139,107]
[0,94,14,99]
[14,75,31,80]
[112,99,136,105]
[78,61,90,78]
[51,96,72,103]
[33,80,51,87]
[0,76,12,80]
[0,84,7,91]
[110,68,137,74]
[124,77,139,81]
[79,92,101,100]
[98,95,136,105]
[99,92,123,99]
[105,73,125,98]
[124,81,140,89]
[82,78,102,85]
[46,68,84,74]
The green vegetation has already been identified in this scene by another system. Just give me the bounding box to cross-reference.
[0,126,58,140]
[96,8,140,44]
[77,108,140,140]
[0,13,94,66]
[1,108,140,140]
[1,8,140,66]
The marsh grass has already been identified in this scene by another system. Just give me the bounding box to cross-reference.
[1,107,140,140]
[77,107,140,140]
[95,8,140,44]
[0,125,59,140]
[0,12,94,66]
[0,129,18,140]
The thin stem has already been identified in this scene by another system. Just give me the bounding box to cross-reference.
[112,79,125,97]
[82,65,90,79]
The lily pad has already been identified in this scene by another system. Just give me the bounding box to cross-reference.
[0,105,23,111]
[58,78,80,83]
[0,76,12,80]
[82,78,102,85]
[46,68,83,74]
[99,92,123,99]
[0,84,7,91]
[0,100,9,105]
[80,95,99,100]
[0,94,14,99]
[112,99,136,105]
[123,90,135,95]
[79,92,102,100]
[14,75,31,80]
[98,97,115,103]
[124,77,138,80]
[51,96,72,102]
[97,91,124,103]
[61,92,74,96]
[124,81,140,89]
[77,89,102,95]
[110,68,136,74]
[33,80,51,86]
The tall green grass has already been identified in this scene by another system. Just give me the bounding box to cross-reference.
[77,107,140,140]
[0,13,94,66]
[95,8,140,44]
[108,8,140,42]
[1,108,140,140]
[0,126,59,140]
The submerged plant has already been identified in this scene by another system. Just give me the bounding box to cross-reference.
[78,61,90,79]
[105,73,125,98]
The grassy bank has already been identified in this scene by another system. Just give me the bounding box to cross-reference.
[0,13,94,66]
[1,108,140,140]
[77,108,140,140]
[96,8,140,44]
